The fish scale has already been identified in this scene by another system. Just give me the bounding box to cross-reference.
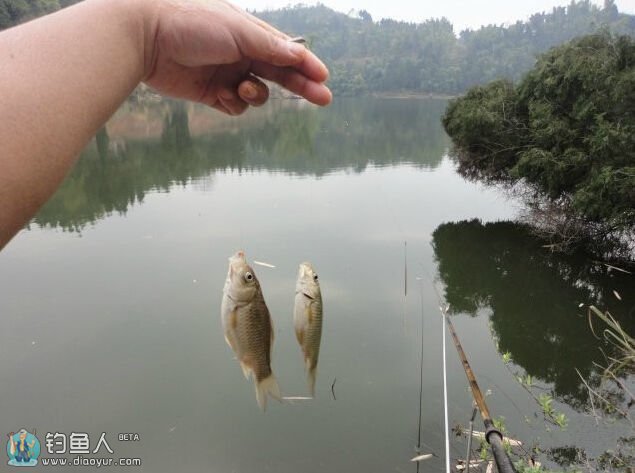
[302,296,322,372]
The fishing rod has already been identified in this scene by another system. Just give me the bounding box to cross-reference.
[441,307,518,473]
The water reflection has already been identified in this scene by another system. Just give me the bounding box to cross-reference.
[432,219,635,409]
[33,98,449,231]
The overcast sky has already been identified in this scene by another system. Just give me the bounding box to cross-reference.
[239,0,635,32]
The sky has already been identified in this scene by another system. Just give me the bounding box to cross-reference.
[238,0,635,32]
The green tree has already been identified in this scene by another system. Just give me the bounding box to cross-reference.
[443,32,635,255]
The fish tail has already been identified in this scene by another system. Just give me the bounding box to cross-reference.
[255,374,281,411]
[307,365,317,397]
[240,361,252,380]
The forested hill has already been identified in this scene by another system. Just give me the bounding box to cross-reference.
[2,0,634,95]
[0,0,75,28]
[259,1,634,95]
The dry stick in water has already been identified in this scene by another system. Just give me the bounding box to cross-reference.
[465,406,478,473]
[598,364,635,405]
[576,368,631,423]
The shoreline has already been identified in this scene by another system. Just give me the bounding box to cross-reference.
[371,91,458,99]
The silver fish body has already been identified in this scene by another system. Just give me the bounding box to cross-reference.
[293,262,323,397]
[221,251,281,410]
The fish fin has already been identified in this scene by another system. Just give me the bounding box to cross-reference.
[295,327,304,346]
[223,310,239,350]
[240,361,252,380]
[266,308,274,345]
[307,366,317,397]
[255,374,282,411]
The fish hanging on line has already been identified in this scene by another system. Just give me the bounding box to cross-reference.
[221,251,281,410]
[293,262,323,397]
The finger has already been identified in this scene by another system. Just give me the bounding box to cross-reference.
[231,21,329,82]
[231,24,305,67]
[237,76,269,106]
[212,88,249,116]
[221,2,329,82]
[294,49,329,83]
[251,62,332,106]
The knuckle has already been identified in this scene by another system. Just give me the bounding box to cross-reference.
[263,36,281,64]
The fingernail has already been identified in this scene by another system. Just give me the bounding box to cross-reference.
[242,84,257,99]
[287,41,306,59]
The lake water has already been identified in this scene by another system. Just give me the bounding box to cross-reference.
[1,98,632,472]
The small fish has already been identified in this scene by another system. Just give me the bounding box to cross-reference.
[221,251,281,410]
[293,262,323,397]
[411,454,433,462]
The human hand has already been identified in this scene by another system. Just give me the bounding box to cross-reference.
[141,0,332,115]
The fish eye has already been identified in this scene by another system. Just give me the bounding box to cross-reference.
[313,274,318,281]
[244,272,254,282]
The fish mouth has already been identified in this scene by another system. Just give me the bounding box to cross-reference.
[228,250,247,271]
[229,250,247,263]
[299,262,314,272]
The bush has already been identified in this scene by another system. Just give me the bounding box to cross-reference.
[442,32,635,244]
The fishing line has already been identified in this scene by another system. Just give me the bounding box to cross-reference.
[413,278,438,472]
[416,277,424,453]
[404,241,408,297]
[441,302,451,473]
[419,263,454,472]
[403,241,408,331]
[425,267,453,473]
[376,177,453,469]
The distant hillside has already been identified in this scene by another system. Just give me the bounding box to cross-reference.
[3,0,634,95]
[259,1,635,95]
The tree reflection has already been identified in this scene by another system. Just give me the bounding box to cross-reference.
[33,98,449,231]
[432,219,634,409]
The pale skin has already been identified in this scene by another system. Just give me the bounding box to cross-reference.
[0,0,332,250]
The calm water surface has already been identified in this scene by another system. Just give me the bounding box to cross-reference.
[1,98,632,472]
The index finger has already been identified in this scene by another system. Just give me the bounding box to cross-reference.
[250,61,332,106]
[222,2,329,82]
[290,44,329,83]
[232,27,329,83]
